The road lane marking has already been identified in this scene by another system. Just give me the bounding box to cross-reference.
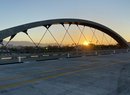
[0,60,125,82]
[0,63,98,81]
[0,61,125,90]
[0,66,99,90]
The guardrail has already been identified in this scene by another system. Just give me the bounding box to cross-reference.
[0,49,129,65]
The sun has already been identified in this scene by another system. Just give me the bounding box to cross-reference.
[83,41,90,46]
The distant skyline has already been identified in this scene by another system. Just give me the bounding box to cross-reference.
[0,0,130,43]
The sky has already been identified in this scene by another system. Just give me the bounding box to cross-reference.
[0,0,130,44]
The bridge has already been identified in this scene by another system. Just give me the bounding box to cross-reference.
[0,18,129,48]
[0,18,130,95]
[0,18,129,63]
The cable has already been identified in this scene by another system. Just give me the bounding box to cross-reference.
[90,28,100,45]
[62,24,76,46]
[47,28,60,47]
[77,25,88,44]
[60,24,71,46]
[26,33,38,47]
[77,25,86,45]
[101,33,104,45]
[104,34,110,45]
[5,34,16,47]
[37,28,48,46]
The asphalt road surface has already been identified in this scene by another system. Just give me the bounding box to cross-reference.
[0,53,130,95]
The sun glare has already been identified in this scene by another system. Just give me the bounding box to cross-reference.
[83,41,90,46]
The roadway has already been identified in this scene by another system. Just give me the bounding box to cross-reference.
[0,52,130,95]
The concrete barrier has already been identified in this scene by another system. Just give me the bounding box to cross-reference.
[0,49,129,64]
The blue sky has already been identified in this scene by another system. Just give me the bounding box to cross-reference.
[0,0,130,42]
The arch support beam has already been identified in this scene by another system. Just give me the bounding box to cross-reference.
[0,18,129,48]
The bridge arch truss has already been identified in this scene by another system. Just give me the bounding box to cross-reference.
[0,18,129,48]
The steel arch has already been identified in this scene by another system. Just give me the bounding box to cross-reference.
[0,18,129,48]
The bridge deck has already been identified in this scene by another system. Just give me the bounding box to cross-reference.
[0,53,130,95]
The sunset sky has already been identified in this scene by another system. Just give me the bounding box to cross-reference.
[0,0,130,45]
